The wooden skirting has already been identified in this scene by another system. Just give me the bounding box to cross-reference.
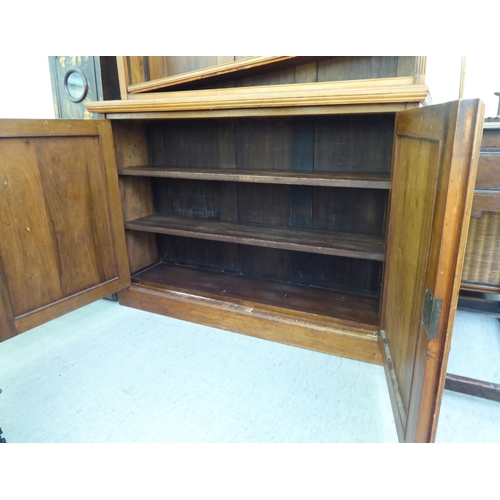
[118,283,383,365]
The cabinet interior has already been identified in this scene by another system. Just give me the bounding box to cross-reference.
[115,112,395,333]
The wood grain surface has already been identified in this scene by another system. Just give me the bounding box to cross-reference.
[380,99,484,442]
[119,279,382,364]
[124,214,385,261]
[119,166,391,188]
[86,78,429,114]
[0,119,130,339]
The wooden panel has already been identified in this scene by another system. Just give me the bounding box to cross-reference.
[476,154,500,189]
[126,56,146,85]
[124,214,385,261]
[396,57,425,84]
[147,57,165,81]
[291,252,382,297]
[312,187,388,235]
[160,119,236,169]
[116,56,129,100]
[235,67,296,88]
[235,117,295,170]
[124,57,425,94]
[480,128,500,149]
[317,57,398,82]
[381,100,484,442]
[119,282,382,364]
[476,129,500,189]
[239,246,291,282]
[381,135,441,437]
[163,56,235,78]
[161,237,238,274]
[129,57,299,93]
[103,103,416,121]
[294,62,318,83]
[113,120,158,273]
[0,119,130,338]
[0,263,16,341]
[471,191,500,213]
[157,179,235,221]
[237,184,291,226]
[314,114,395,173]
[158,236,381,297]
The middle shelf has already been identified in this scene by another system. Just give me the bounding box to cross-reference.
[124,214,385,261]
[118,166,391,189]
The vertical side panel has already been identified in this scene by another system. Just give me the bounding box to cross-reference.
[113,120,158,274]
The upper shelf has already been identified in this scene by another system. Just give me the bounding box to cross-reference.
[86,77,430,118]
[118,166,391,189]
[127,56,317,94]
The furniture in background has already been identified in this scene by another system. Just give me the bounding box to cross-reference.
[445,117,500,403]
[48,56,119,119]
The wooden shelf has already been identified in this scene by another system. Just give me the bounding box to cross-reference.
[127,56,305,94]
[132,262,381,329]
[124,214,385,261]
[119,166,391,189]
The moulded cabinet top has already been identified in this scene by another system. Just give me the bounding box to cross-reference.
[86,76,430,119]
[86,56,429,119]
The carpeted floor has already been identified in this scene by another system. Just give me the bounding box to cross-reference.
[0,300,498,443]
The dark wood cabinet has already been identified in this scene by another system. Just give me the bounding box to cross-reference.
[48,56,120,119]
[0,56,485,442]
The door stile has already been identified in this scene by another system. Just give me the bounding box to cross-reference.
[408,100,485,442]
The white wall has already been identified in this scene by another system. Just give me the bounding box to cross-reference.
[462,55,500,118]
[426,55,500,117]
[0,55,54,119]
[0,56,498,119]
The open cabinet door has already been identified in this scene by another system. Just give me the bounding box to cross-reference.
[380,99,484,442]
[0,119,130,341]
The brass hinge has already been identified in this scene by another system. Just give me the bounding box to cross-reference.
[422,288,442,340]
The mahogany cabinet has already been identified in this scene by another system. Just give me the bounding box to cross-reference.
[0,56,485,442]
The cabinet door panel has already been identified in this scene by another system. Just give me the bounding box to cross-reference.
[381,100,484,442]
[0,120,130,340]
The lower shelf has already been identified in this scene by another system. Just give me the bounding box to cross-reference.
[118,263,383,364]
